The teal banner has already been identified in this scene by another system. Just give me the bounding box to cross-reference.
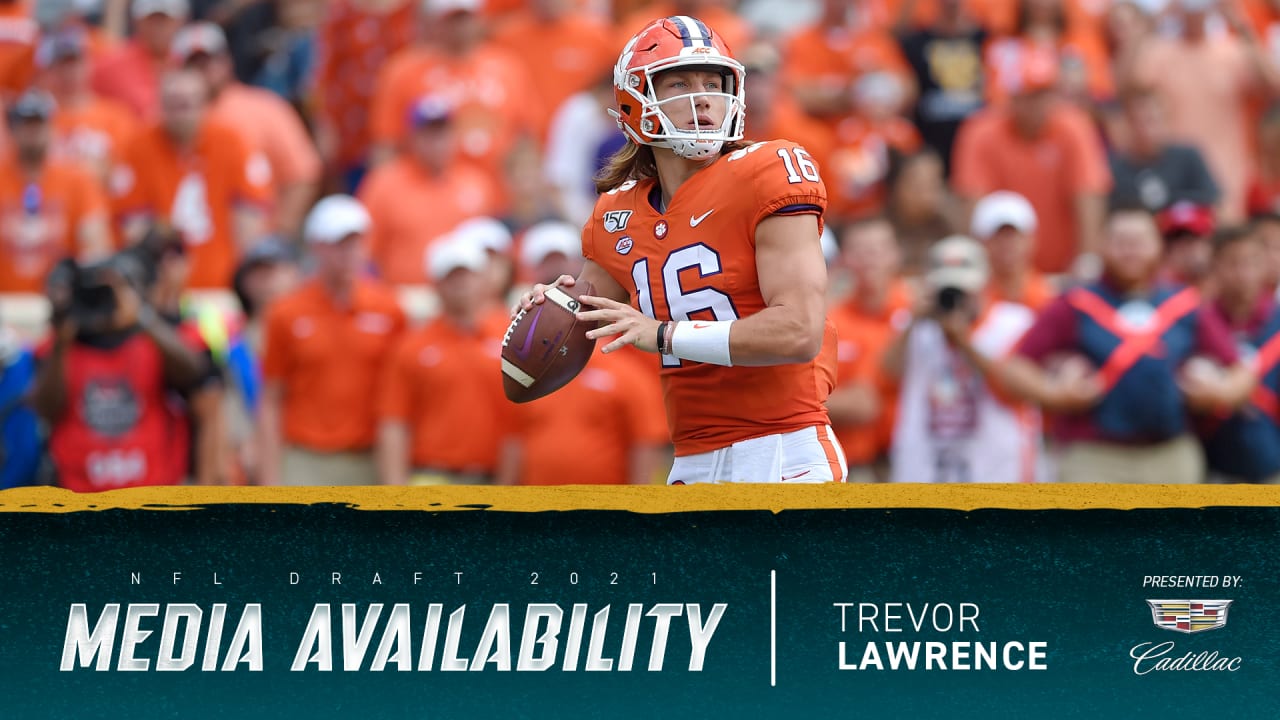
[1,496,1276,718]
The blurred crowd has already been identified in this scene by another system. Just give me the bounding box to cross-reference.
[4,0,1280,489]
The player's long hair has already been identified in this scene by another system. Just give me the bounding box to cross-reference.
[594,139,751,194]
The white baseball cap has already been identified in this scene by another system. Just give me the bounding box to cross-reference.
[131,0,189,20]
[427,236,488,281]
[926,235,989,293]
[171,21,228,61]
[303,195,371,244]
[451,216,512,254]
[970,191,1037,240]
[520,221,581,268]
[422,0,481,16]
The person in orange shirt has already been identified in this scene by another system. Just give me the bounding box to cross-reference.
[827,216,914,482]
[172,22,321,238]
[0,90,111,293]
[970,190,1057,310]
[983,0,1114,108]
[952,48,1111,275]
[499,219,669,485]
[492,0,615,143]
[826,72,923,223]
[34,27,139,188]
[368,0,544,200]
[111,68,273,289]
[781,0,915,127]
[377,232,509,485]
[312,0,418,194]
[91,0,187,121]
[517,17,846,484]
[0,0,36,101]
[260,195,407,486]
[359,95,504,285]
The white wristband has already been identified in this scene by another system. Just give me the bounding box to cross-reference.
[669,320,734,366]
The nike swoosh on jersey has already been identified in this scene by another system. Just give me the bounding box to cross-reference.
[690,210,714,227]
[781,469,812,481]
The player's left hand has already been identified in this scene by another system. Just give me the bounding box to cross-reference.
[577,295,662,354]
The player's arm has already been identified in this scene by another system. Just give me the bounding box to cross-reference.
[725,212,828,365]
[376,421,410,486]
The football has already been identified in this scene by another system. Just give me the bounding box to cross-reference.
[501,282,597,403]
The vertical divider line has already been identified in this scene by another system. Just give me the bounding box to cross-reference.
[770,569,777,687]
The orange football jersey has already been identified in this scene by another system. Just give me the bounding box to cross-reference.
[111,121,273,289]
[583,139,838,457]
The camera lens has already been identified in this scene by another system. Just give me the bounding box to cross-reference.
[937,287,966,312]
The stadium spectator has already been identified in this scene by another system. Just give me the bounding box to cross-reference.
[377,232,508,485]
[492,0,614,141]
[312,0,417,194]
[983,0,1114,109]
[1002,206,1254,484]
[1125,0,1280,223]
[369,0,543,202]
[827,217,913,482]
[1106,85,1222,215]
[951,46,1111,275]
[445,215,515,305]
[782,0,914,126]
[110,67,273,288]
[358,95,505,285]
[1156,201,1217,288]
[738,41,832,161]
[173,21,322,238]
[35,27,140,188]
[970,190,1056,311]
[0,321,41,489]
[499,221,668,485]
[29,249,207,491]
[884,148,963,274]
[894,0,987,175]
[225,238,300,485]
[0,90,111,294]
[91,0,188,120]
[1246,102,1280,218]
[826,71,922,223]
[543,71,621,226]
[885,235,1043,483]
[0,0,37,101]
[502,140,562,235]
[1199,225,1280,482]
[260,195,406,486]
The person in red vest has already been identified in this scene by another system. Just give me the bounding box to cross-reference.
[1000,205,1254,484]
[28,248,207,492]
[1199,225,1280,483]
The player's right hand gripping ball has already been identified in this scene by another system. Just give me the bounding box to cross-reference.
[501,282,597,403]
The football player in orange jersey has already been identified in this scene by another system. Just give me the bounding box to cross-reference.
[515,16,847,484]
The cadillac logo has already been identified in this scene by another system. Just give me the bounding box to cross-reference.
[1146,600,1233,634]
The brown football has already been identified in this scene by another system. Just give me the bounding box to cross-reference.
[501,281,597,403]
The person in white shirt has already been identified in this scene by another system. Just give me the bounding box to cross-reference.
[884,235,1043,483]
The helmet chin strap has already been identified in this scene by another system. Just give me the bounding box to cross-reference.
[666,137,723,160]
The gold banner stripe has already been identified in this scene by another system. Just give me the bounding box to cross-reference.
[2,484,1280,513]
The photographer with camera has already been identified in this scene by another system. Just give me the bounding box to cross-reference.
[28,244,207,492]
[883,236,1043,484]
